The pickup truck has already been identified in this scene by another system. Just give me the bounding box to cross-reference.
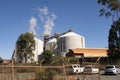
[72,64,84,74]
[83,65,99,74]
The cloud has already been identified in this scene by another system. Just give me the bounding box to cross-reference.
[29,17,37,35]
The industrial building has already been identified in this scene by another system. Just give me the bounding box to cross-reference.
[44,28,107,58]
[44,28,85,56]
[12,28,108,63]
[12,37,43,63]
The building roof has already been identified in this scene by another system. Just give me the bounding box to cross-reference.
[71,48,108,57]
[60,31,84,38]
[47,38,57,43]
[34,37,43,43]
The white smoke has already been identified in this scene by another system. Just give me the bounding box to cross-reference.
[29,17,37,35]
[39,6,48,15]
[37,6,57,35]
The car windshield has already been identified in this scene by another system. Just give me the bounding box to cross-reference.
[85,66,91,69]
[106,66,114,69]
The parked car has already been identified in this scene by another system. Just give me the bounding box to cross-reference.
[104,65,120,75]
[72,64,84,74]
[83,65,99,74]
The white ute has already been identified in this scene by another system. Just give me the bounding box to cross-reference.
[72,64,84,74]
[83,65,99,74]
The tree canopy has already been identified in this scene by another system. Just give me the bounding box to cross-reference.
[41,50,53,64]
[0,57,2,60]
[108,19,120,60]
[98,0,120,61]
[98,0,120,21]
[16,32,35,63]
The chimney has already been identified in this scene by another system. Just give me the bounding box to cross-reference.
[43,34,50,50]
[54,32,59,38]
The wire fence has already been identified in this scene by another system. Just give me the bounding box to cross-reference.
[0,64,120,80]
[0,64,67,80]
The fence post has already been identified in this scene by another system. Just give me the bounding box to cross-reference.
[12,59,14,80]
[63,63,67,80]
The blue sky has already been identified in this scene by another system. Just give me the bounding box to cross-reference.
[0,0,112,59]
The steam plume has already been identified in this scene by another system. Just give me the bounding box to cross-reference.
[37,6,57,35]
[29,17,37,34]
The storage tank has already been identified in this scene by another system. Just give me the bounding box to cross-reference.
[45,38,57,53]
[57,31,85,56]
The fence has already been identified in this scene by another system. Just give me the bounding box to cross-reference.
[0,64,68,80]
[0,64,120,80]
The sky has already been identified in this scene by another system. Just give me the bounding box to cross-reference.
[0,0,112,59]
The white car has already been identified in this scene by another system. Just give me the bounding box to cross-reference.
[72,64,84,74]
[83,65,99,74]
[104,65,120,75]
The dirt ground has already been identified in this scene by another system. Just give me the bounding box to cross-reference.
[54,74,120,80]
[0,73,120,80]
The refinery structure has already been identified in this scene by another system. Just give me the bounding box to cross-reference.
[44,28,85,57]
[12,28,107,63]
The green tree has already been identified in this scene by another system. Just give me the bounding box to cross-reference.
[0,57,2,60]
[108,19,120,60]
[98,0,120,60]
[98,0,120,21]
[41,50,53,64]
[16,32,35,63]
[0,57,3,64]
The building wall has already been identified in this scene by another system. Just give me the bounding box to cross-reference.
[13,37,43,63]
[33,38,43,62]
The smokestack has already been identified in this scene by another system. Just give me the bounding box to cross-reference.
[54,32,59,38]
[43,34,50,50]
[35,6,57,50]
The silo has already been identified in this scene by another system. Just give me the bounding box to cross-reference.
[46,38,57,53]
[57,31,85,56]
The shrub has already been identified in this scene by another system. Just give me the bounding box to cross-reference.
[35,68,60,80]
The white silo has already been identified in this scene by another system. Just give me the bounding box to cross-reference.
[45,38,57,53]
[57,31,85,56]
